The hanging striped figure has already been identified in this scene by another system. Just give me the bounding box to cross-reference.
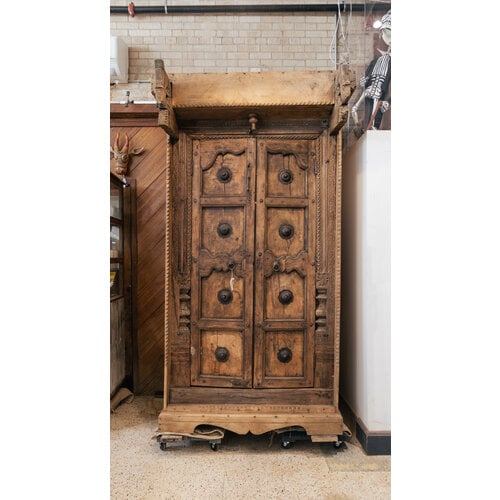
[352,10,391,132]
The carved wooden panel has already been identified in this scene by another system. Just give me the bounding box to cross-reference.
[264,330,305,378]
[200,330,245,378]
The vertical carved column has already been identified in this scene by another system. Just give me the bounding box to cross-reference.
[152,58,178,408]
[315,138,322,273]
[315,133,331,389]
[163,135,173,409]
[332,131,343,408]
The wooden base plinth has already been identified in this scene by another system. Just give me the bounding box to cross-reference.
[158,404,345,440]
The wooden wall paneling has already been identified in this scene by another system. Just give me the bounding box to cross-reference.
[134,303,164,392]
[136,170,166,230]
[111,122,167,395]
[131,141,168,198]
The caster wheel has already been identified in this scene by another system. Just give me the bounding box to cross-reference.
[160,442,167,451]
[281,441,292,449]
[210,443,219,451]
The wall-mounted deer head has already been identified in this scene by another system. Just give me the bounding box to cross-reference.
[110,133,144,178]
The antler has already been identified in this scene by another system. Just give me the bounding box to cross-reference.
[113,133,120,152]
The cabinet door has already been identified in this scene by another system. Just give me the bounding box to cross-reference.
[190,136,316,389]
[190,138,256,388]
[253,139,316,388]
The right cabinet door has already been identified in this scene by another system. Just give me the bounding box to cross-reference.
[253,138,317,388]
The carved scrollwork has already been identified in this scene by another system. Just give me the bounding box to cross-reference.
[263,250,310,278]
[201,149,245,171]
[197,248,250,278]
[266,149,308,170]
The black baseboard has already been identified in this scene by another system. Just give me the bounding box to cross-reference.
[355,421,391,455]
[340,397,391,455]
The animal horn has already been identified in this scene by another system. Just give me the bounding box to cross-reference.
[123,134,129,152]
[114,133,120,151]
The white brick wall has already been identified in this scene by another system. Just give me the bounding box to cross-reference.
[110,1,388,102]
[111,13,338,78]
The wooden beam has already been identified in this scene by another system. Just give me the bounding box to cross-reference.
[170,70,335,109]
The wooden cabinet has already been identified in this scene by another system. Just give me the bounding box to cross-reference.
[153,68,353,444]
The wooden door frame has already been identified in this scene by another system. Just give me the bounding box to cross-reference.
[152,63,355,412]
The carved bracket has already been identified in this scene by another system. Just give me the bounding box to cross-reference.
[329,65,356,136]
[151,59,179,141]
[263,250,310,278]
[266,149,309,170]
[201,149,246,171]
[197,248,250,278]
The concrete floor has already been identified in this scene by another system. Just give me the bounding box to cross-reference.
[110,396,390,499]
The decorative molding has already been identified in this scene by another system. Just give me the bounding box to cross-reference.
[315,138,321,272]
[190,133,321,141]
[174,101,334,109]
[163,135,173,409]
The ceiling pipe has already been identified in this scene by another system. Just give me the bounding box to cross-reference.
[110,3,390,15]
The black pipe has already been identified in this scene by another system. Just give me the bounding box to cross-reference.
[110,4,390,15]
